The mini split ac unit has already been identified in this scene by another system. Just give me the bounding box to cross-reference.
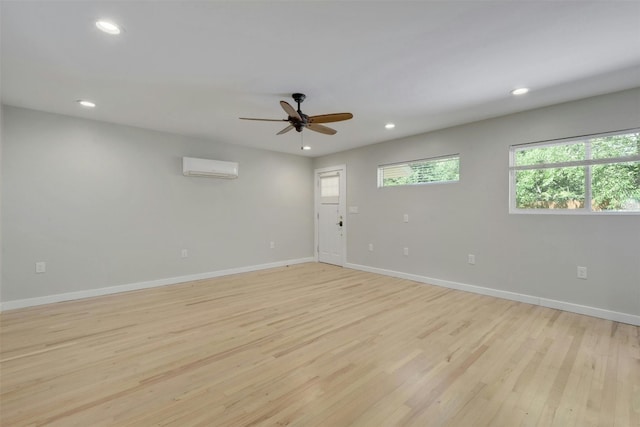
[182,157,239,179]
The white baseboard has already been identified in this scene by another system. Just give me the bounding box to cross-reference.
[0,257,314,311]
[4,259,637,326]
[345,263,640,326]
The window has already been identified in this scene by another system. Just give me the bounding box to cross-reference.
[320,174,339,198]
[509,129,640,213]
[378,154,460,188]
[319,172,340,204]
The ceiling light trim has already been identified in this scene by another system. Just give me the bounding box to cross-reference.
[77,100,96,108]
[511,88,530,96]
[95,20,121,35]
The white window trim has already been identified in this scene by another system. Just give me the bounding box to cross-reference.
[377,154,460,188]
[509,128,640,215]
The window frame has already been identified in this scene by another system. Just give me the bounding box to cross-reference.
[377,154,460,188]
[319,171,340,204]
[509,128,640,215]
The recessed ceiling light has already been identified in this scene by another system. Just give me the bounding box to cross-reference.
[510,88,529,96]
[385,123,395,129]
[96,20,121,35]
[77,100,96,108]
[301,146,311,151]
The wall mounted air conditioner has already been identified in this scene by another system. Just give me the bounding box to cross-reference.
[182,157,239,179]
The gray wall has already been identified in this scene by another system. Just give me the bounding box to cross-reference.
[315,89,640,316]
[1,106,313,302]
[3,90,639,317]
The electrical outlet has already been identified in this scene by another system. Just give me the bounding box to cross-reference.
[577,266,587,279]
[368,243,374,252]
[403,247,409,256]
[468,254,475,265]
[35,262,46,273]
[181,249,188,258]
[403,214,409,223]
[270,241,275,249]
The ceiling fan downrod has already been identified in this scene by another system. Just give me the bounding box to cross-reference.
[292,93,306,113]
[292,93,307,132]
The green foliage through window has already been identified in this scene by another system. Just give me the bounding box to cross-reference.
[379,155,459,187]
[511,130,640,212]
[515,167,585,209]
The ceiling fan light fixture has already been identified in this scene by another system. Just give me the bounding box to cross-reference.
[239,94,352,137]
[96,20,121,35]
[77,100,96,108]
[385,123,395,129]
[510,87,529,96]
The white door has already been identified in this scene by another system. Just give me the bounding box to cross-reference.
[316,166,346,266]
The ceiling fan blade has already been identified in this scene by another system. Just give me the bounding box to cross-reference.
[276,125,294,135]
[306,123,337,135]
[239,117,288,122]
[308,113,353,124]
[280,101,302,121]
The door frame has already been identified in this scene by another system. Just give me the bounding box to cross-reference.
[314,164,347,266]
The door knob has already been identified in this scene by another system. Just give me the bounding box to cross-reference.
[337,220,343,227]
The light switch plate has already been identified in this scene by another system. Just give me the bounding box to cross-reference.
[577,266,587,279]
[35,262,46,273]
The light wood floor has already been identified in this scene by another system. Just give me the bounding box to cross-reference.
[1,263,638,427]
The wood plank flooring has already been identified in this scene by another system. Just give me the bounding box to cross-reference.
[1,263,638,426]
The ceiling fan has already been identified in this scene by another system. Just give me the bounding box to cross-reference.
[240,93,353,135]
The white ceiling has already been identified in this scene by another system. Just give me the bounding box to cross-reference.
[2,1,640,157]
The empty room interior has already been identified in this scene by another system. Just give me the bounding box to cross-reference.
[1,1,639,426]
